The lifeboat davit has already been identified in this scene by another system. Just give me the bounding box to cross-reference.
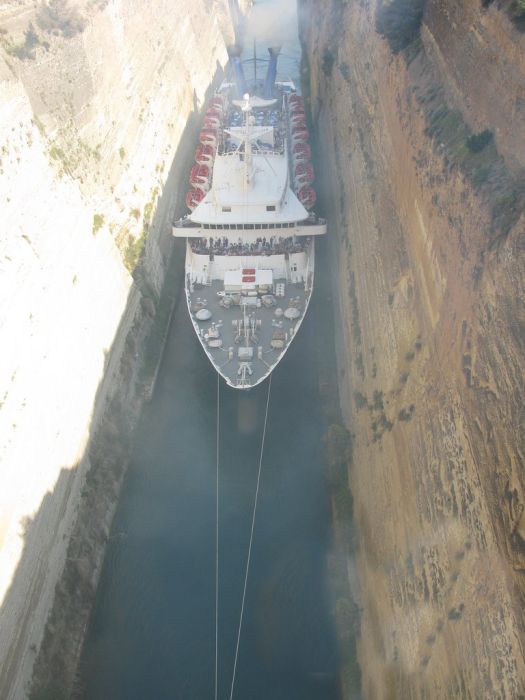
[295,162,315,184]
[199,129,217,146]
[293,142,311,160]
[195,144,214,165]
[186,188,205,211]
[297,185,316,210]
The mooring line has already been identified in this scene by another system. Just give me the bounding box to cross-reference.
[228,374,273,700]
[215,372,220,700]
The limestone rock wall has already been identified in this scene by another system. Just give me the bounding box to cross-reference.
[301,0,525,697]
[0,1,235,697]
[423,0,525,174]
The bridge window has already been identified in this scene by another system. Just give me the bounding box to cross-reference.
[222,206,231,212]
[266,205,276,211]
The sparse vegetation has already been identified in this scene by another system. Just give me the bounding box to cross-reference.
[354,391,368,410]
[372,389,384,411]
[419,73,525,236]
[376,0,427,53]
[4,23,44,60]
[29,685,67,700]
[339,61,351,83]
[92,213,104,236]
[509,0,525,30]
[119,146,126,160]
[466,130,493,153]
[321,48,336,77]
[49,145,65,162]
[398,405,415,421]
[123,233,145,272]
[37,0,86,38]
[324,423,353,475]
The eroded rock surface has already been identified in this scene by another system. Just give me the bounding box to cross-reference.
[301,0,525,696]
[0,1,239,697]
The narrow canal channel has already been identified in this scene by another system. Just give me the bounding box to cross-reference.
[79,2,344,698]
[79,241,340,699]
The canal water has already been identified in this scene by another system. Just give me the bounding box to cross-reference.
[79,2,341,698]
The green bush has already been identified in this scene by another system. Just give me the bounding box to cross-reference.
[124,234,145,272]
[6,23,41,60]
[92,213,104,235]
[37,0,86,38]
[466,130,493,153]
[322,48,336,77]
[376,0,427,53]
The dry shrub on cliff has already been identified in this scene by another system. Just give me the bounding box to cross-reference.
[37,0,86,39]
[484,0,525,30]
[376,0,427,52]
[3,23,48,60]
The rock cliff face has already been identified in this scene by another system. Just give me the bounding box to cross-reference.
[300,0,525,697]
[0,1,241,697]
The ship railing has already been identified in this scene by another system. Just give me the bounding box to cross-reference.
[217,146,284,158]
[173,216,200,229]
[189,236,309,257]
[302,215,326,226]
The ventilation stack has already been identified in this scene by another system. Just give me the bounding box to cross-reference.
[227,44,248,98]
[263,46,281,99]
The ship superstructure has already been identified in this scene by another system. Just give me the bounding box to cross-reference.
[173,48,326,389]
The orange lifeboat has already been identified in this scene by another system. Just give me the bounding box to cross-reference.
[293,142,311,160]
[290,109,306,121]
[292,130,309,143]
[195,144,214,165]
[297,185,316,209]
[295,162,315,184]
[292,122,308,134]
[204,116,220,129]
[199,129,217,146]
[186,188,205,211]
[289,94,303,105]
[190,164,210,188]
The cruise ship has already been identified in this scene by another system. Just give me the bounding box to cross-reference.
[172,47,326,389]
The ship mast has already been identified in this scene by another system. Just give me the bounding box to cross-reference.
[241,93,253,188]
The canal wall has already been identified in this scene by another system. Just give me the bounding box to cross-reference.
[0,1,251,697]
[300,0,525,697]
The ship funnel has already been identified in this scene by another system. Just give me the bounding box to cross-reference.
[228,44,248,98]
[263,46,281,99]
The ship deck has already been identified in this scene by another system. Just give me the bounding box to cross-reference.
[186,270,313,389]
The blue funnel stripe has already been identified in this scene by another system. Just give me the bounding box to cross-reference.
[263,48,280,99]
[231,56,248,98]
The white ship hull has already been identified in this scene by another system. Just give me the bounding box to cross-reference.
[173,59,326,389]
